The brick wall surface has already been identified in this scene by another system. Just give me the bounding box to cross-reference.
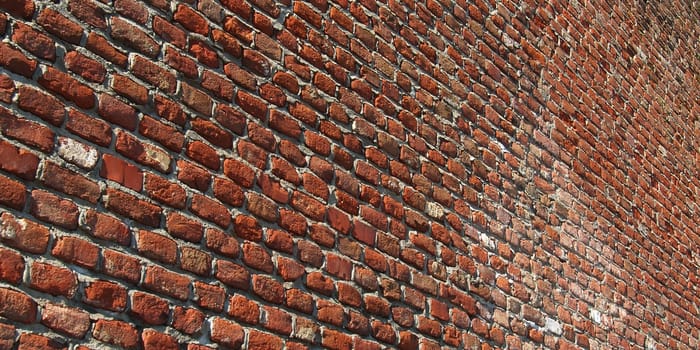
[0,0,698,349]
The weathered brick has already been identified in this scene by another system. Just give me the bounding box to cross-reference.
[131,55,176,93]
[84,280,127,311]
[37,8,83,44]
[111,17,159,57]
[69,0,106,29]
[51,236,99,269]
[93,319,139,349]
[210,318,244,348]
[98,93,137,131]
[41,303,90,338]
[172,306,205,335]
[38,66,94,109]
[143,265,191,300]
[29,261,77,297]
[194,281,225,312]
[215,259,250,290]
[12,22,55,61]
[105,188,161,227]
[30,190,79,229]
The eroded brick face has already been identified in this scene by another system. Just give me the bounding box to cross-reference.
[0,1,698,350]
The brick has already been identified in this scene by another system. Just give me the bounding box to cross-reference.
[98,93,137,131]
[154,16,187,49]
[131,55,176,93]
[278,256,305,282]
[112,74,148,104]
[105,188,161,227]
[142,330,178,350]
[228,294,259,324]
[317,299,344,327]
[0,174,26,210]
[115,0,148,24]
[165,46,198,78]
[130,291,169,325]
[279,208,307,235]
[155,94,187,126]
[326,253,352,280]
[177,160,211,191]
[116,131,171,173]
[0,287,36,323]
[29,190,79,229]
[137,230,176,264]
[187,140,220,170]
[247,192,278,222]
[12,22,55,61]
[291,318,318,345]
[252,274,285,304]
[0,323,14,349]
[57,137,99,169]
[92,319,139,349]
[144,174,186,208]
[371,321,396,344]
[232,214,263,242]
[263,306,292,335]
[298,239,324,267]
[291,191,326,221]
[210,318,244,348]
[191,194,231,228]
[0,74,13,103]
[65,109,111,146]
[38,66,94,109]
[100,154,143,192]
[270,110,302,139]
[191,119,232,151]
[143,265,190,300]
[41,303,90,338]
[0,213,50,254]
[83,280,127,311]
[110,17,158,57]
[51,236,99,269]
[17,333,66,350]
[172,306,205,334]
[42,162,100,203]
[236,90,268,120]
[86,33,128,67]
[242,48,271,76]
[190,39,220,68]
[205,228,240,258]
[0,43,37,77]
[139,116,184,151]
[174,4,209,35]
[166,212,204,242]
[306,271,334,296]
[0,0,34,19]
[37,8,83,44]
[213,29,243,57]
[0,247,24,284]
[242,241,274,272]
[193,281,225,312]
[322,329,352,350]
[69,0,106,29]
[249,330,284,350]
[213,177,244,207]
[29,261,77,297]
[215,259,250,290]
[17,86,64,126]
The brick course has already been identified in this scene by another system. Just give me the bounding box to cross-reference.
[0,0,698,349]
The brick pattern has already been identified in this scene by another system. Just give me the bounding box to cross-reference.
[0,0,699,350]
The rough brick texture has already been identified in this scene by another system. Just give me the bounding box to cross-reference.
[0,1,698,350]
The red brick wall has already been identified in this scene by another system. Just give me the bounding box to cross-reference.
[0,0,698,349]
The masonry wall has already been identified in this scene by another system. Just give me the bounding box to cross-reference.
[0,0,698,349]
